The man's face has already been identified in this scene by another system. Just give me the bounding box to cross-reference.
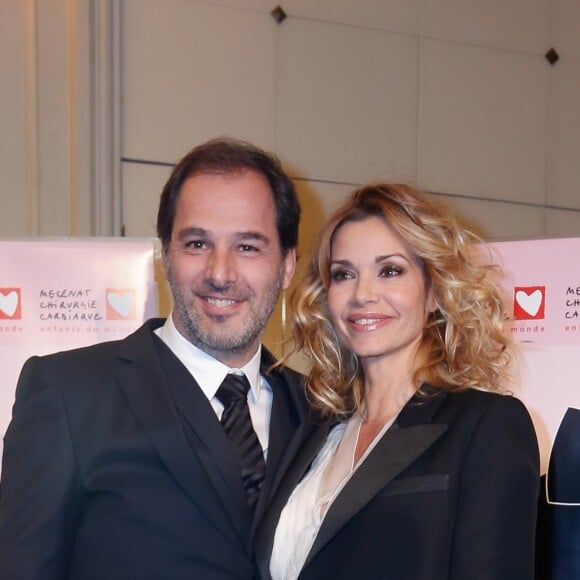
[164,170,296,367]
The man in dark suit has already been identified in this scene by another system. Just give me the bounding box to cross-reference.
[536,407,580,579]
[0,138,313,579]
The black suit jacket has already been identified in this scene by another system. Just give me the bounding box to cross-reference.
[256,388,540,580]
[0,319,314,580]
[535,407,580,579]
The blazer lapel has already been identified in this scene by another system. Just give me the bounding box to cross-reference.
[116,319,248,545]
[255,420,331,579]
[304,390,449,568]
[253,350,314,529]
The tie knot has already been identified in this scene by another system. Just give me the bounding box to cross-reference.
[216,373,250,406]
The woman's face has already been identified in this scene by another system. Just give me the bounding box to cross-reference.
[327,216,432,367]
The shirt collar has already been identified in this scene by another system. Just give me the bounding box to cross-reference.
[155,314,263,402]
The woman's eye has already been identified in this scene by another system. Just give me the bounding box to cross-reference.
[381,264,403,277]
[330,269,354,281]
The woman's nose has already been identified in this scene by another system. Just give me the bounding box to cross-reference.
[352,275,378,305]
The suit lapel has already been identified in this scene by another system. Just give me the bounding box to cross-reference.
[304,390,449,568]
[154,336,252,541]
[253,351,315,530]
[116,319,249,545]
[255,419,331,579]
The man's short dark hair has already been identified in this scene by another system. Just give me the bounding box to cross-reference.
[157,137,300,254]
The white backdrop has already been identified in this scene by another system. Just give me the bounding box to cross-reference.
[487,237,580,474]
[0,239,158,463]
[2,236,579,475]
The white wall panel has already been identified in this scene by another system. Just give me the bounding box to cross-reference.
[0,0,95,238]
[431,194,545,241]
[545,209,580,238]
[36,0,72,234]
[0,1,28,235]
[548,61,580,210]
[277,18,418,184]
[193,0,420,34]
[420,0,549,54]
[282,0,419,34]
[190,0,277,11]
[294,179,352,258]
[419,39,549,205]
[551,0,580,60]
[122,0,277,163]
[121,161,172,238]
[3,0,579,243]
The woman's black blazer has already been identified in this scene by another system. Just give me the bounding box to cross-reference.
[256,388,540,580]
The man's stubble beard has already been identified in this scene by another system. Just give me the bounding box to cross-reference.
[166,264,285,361]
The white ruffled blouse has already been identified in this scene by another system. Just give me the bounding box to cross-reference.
[270,412,397,580]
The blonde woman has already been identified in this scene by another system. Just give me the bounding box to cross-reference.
[256,183,539,580]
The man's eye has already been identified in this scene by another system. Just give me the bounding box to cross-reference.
[239,244,259,252]
[185,240,206,249]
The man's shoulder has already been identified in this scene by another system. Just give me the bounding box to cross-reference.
[272,362,305,385]
[260,348,305,389]
[14,319,166,406]
[28,318,164,370]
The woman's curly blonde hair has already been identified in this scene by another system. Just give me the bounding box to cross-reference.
[291,183,513,420]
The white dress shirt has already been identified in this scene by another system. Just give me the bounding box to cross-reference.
[154,314,272,456]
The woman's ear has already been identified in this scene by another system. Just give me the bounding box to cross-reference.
[425,287,439,316]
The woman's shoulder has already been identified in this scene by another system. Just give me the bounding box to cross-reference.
[439,388,539,469]
[431,386,533,427]
[453,386,525,406]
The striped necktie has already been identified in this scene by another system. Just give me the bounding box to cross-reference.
[216,373,266,515]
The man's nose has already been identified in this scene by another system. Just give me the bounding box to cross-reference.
[205,248,238,287]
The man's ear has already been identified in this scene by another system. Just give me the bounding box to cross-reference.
[281,249,297,290]
[160,244,170,275]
